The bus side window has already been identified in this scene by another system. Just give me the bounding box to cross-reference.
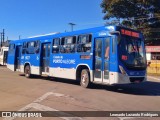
[86,34,92,52]
[60,38,65,53]
[77,34,91,52]
[60,36,76,53]
[9,44,15,54]
[22,42,27,54]
[65,37,71,53]
[71,36,76,53]
[65,36,76,53]
[26,41,35,54]
[52,38,60,53]
[34,40,40,54]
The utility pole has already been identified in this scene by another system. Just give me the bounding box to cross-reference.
[68,23,76,31]
[0,29,5,47]
[0,33,2,47]
[19,35,21,40]
[2,29,5,43]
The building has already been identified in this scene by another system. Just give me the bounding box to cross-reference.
[146,46,160,74]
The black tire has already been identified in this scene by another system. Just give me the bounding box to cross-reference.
[25,65,31,78]
[80,69,91,88]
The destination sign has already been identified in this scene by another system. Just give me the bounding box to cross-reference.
[121,29,140,38]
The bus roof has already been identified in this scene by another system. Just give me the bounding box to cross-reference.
[10,25,143,44]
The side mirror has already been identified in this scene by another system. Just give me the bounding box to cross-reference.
[109,31,120,35]
[110,31,121,44]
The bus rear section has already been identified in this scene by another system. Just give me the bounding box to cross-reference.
[7,42,23,71]
[0,47,8,65]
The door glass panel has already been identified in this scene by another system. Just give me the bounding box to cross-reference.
[104,38,110,59]
[95,59,102,78]
[43,45,46,57]
[104,38,110,79]
[104,62,109,79]
[16,46,22,69]
[42,43,50,73]
[47,44,50,57]
[3,51,8,64]
[95,40,102,57]
[95,40,102,78]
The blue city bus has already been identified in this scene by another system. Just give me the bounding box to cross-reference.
[7,26,147,88]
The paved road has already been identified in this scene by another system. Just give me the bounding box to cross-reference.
[0,66,160,120]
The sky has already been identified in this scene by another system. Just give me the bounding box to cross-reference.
[0,0,105,40]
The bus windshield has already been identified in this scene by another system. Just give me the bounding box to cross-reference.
[118,36,146,70]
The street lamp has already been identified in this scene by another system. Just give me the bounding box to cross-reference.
[68,23,76,31]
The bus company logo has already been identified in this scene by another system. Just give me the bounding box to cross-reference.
[53,55,75,64]
[106,26,115,31]
[53,56,63,59]
[2,112,11,117]
[98,31,107,36]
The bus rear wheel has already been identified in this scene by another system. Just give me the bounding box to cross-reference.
[80,69,90,88]
[25,65,31,78]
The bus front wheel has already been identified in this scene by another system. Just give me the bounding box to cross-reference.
[25,65,31,78]
[80,69,90,88]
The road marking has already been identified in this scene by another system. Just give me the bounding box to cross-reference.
[33,92,55,103]
[3,92,83,120]
[34,92,75,103]
[147,76,160,81]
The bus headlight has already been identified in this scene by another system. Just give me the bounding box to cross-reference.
[119,65,127,75]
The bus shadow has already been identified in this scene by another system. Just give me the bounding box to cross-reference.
[19,74,160,96]
[90,81,160,96]
[19,74,80,85]
[0,65,6,67]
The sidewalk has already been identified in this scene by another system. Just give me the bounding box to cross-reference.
[147,76,160,81]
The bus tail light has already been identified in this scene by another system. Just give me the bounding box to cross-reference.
[119,65,127,75]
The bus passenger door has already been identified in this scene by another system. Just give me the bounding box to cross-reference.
[41,43,51,74]
[94,37,110,83]
[3,51,8,65]
[15,45,22,71]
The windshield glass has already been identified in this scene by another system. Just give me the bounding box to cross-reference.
[118,35,146,69]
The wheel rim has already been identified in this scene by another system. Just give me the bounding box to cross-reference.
[25,68,30,77]
[81,73,88,85]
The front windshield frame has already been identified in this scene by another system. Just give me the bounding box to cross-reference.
[118,35,147,70]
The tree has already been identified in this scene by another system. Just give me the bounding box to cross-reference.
[101,0,160,45]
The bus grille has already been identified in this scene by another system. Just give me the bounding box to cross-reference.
[130,77,145,83]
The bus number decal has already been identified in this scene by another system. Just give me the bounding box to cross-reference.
[122,55,128,60]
